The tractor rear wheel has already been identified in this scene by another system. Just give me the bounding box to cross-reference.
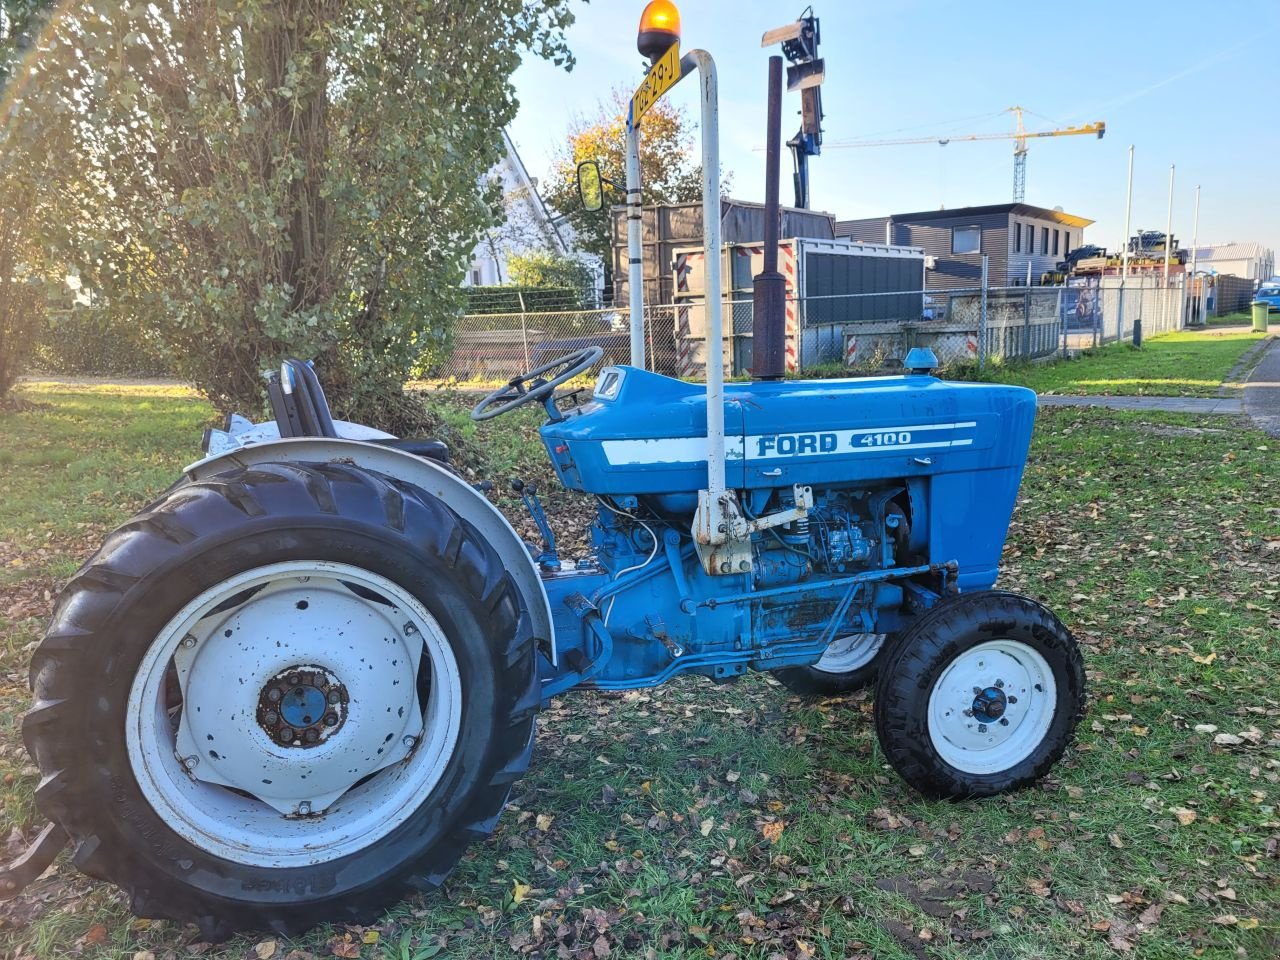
[873,591,1084,798]
[774,633,888,696]
[24,462,538,938]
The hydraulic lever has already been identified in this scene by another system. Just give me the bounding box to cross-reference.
[512,478,560,571]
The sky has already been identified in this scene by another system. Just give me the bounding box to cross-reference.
[509,0,1280,262]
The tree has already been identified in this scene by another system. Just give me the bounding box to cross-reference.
[543,90,723,292]
[506,250,594,295]
[0,0,58,403]
[4,1,574,426]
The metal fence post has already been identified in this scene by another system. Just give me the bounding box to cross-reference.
[1057,288,1065,357]
[517,291,531,370]
[1022,287,1031,358]
[979,255,989,370]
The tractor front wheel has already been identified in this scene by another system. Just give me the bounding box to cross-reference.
[774,633,888,696]
[24,462,538,937]
[873,591,1085,798]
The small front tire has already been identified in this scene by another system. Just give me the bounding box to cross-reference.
[873,591,1085,798]
[774,633,888,696]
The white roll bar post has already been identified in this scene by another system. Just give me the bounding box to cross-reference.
[625,125,646,369]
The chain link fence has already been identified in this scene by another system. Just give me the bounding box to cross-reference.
[423,277,1190,385]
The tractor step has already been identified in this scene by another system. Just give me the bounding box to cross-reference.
[0,822,68,898]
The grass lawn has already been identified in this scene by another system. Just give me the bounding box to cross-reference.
[0,384,1277,960]
[986,330,1269,398]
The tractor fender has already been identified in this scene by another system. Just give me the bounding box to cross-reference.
[183,437,555,662]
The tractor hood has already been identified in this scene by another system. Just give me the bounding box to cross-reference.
[540,366,1036,497]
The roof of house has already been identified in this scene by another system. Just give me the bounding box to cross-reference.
[838,202,1094,233]
[1186,242,1269,262]
[499,129,567,254]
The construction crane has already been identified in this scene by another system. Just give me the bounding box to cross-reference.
[825,106,1105,202]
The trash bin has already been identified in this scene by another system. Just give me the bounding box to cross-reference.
[1252,301,1270,333]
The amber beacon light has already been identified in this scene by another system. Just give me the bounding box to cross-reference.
[637,0,681,61]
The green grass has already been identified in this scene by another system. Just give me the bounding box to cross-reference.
[985,329,1268,397]
[1,385,1277,960]
[1204,311,1254,328]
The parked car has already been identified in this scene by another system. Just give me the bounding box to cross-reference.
[1256,282,1280,312]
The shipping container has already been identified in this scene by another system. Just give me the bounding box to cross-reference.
[670,237,925,375]
[609,199,837,305]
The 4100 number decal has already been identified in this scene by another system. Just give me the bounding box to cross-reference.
[856,432,912,447]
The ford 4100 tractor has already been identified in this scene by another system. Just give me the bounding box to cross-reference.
[4,2,1084,939]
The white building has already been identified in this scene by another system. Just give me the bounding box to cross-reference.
[1185,242,1274,283]
[466,130,601,294]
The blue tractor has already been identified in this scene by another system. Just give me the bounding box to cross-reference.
[8,3,1084,940]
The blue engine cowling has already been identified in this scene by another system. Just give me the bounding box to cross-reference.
[540,365,1036,594]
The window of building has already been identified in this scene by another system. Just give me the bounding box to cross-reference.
[1053,229,1060,256]
[470,267,483,286]
[1014,222,1022,252]
[1041,226,1049,255]
[952,226,981,255]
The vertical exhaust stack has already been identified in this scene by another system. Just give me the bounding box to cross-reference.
[752,55,786,381]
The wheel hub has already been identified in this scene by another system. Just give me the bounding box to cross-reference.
[257,667,348,747]
[971,685,1007,722]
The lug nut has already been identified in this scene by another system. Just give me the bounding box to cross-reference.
[324,714,339,726]
[297,802,311,816]
[403,735,417,749]
[973,686,982,695]
[279,727,295,742]
[181,634,197,649]
[995,679,1004,688]
[1008,695,1018,704]
[181,755,199,770]
[327,690,341,705]
[304,729,320,743]
[977,724,988,733]
[999,718,1010,726]
[267,688,283,703]
[264,711,279,725]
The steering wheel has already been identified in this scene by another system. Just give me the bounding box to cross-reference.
[471,346,605,422]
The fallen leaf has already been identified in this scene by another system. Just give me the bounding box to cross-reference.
[512,881,531,905]
[700,817,715,837]
[360,931,379,946]
[1173,807,1197,826]
[1212,915,1238,926]
[331,941,360,959]
[1026,878,1051,897]
[1193,724,1218,734]
[1138,903,1163,927]
[82,925,108,947]
[1213,733,1243,746]
[535,813,554,832]
[761,820,784,844]
[255,941,279,960]
[908,845,926,856]
[134,952,156,960]
[1237,918,1259,930]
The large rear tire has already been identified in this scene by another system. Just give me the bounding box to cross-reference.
[873,591,1084,798]
[24,462,539,938]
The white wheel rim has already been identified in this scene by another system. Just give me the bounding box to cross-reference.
[926,639,1056,775]
[813,634,885,674]
[126,561,462,868]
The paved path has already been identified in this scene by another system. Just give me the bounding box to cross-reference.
[1242,336,1280,437]
[1038,395,1243,415]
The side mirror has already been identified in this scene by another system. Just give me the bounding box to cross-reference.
[576,160,605,212]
